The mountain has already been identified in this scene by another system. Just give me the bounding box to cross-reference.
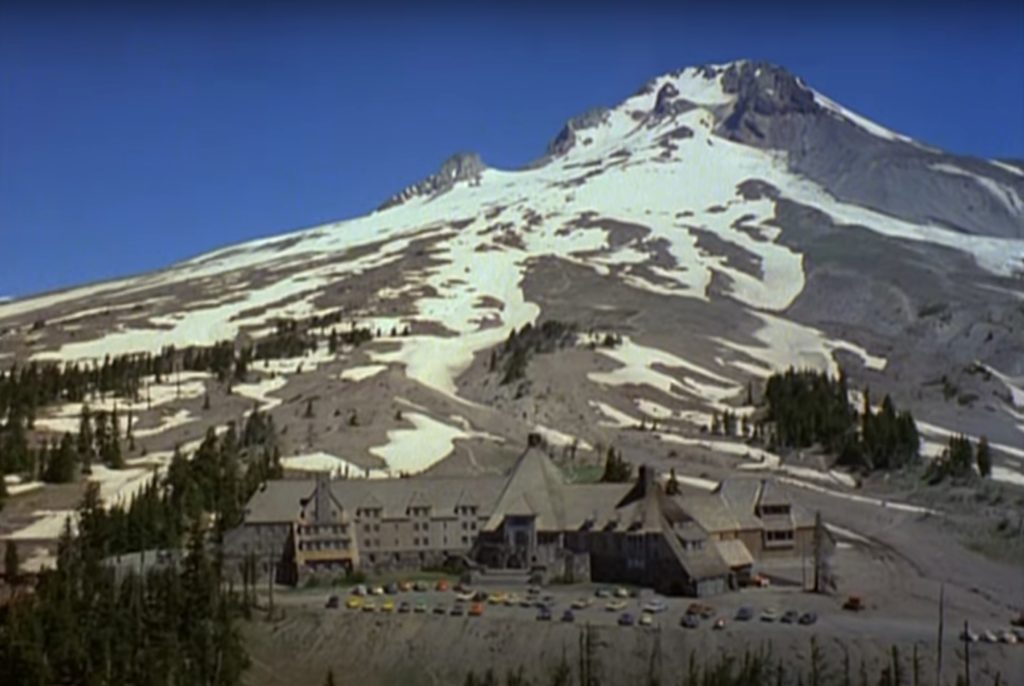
[2,59,1023,486]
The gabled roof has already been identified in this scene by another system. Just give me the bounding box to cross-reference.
[715,539,754,569]
[485,446,568,531]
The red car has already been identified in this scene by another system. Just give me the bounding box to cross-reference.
[435,579,449,592]
[469,602,484,617]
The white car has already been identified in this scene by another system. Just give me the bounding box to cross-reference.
[639,613,654,627]
[959,628,979,643]
[642,598,668,614]
[998,630,1018,645]
[981,630,998,643]
[613,587,630,598]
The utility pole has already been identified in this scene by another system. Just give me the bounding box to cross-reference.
[936,583,945,686]
[962,619,970,686]
[266,552,274,622]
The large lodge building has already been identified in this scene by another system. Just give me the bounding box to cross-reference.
[227,435,820,596]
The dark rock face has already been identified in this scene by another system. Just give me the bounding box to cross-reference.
[713,62,1024,240]
[650,82,695,120]
[379,152,487,210]
[545,108,611,157]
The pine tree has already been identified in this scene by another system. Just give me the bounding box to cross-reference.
[4,539,18,584]
[975,436,992,478]
[666,468,680,495]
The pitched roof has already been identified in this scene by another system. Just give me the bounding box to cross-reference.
[715,539,754,569]
[485,446,568,531]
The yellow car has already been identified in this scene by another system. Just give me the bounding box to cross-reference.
[381,599,395,613]
[346,597,364,610]
[487,592,507,605]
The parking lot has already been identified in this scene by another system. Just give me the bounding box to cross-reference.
[302,577,1024,648]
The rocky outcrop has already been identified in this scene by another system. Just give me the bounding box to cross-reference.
[379,152,487,210]
[544,107,611,158]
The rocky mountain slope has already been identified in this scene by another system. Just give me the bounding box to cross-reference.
[2,60,1023,495]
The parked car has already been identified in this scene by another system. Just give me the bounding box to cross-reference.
[488,592,507,605]
[456,591,475,603]
[735,606,754,621]
[998,630,1017,644]
[614,587,630,599]
[325,595,340,609]
[642,598,668,614]
[398,580,412,592]
[346,596,363,610]
[472,591,489,602]
[981,630,999,644]
[572,598,592,610]
[527,585,541,596]
[1013,628,1024,642]
[595,588,612,599]
[618,612,635,627]
[362,601,376,613]
[381,599,395,613]
[414,602,428,614]
[537,606,552,621]
[397,601,411,613]
[450,603,464,616]
[454,582,472,593]
[435,580,449,592]
[713,618,727,631]
[519,597,533,608]
[413,581,429,592]
[370,585,385,596]
[638,613,654,627]
[842,596,864,612]
[469,602,484,617]
[505,594,521,607]
[384,582,399,595]
[959,628,979,643]
[798,612,818,626]
[680,614,700,629]
[351,584,368,597]
[605,600,627,612]
[781,610,799,624]
[561,609,576,623]
[760,608,780,623]
[433,604,447,615]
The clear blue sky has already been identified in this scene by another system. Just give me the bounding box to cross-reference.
[2,1,1022,299]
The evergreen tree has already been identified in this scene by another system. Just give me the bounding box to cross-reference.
[665,468,680,495]
[975,436,992,478]
[3,540,17,584]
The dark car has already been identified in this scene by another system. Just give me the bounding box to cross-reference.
[735,606,754,621]
[385,582,399,595]
[537,606,552,621]
[618,612,636,627]
[680,614,700,629]
[561,609,576,623]
[798,612,818,626]
[450,603,465,616]
[397,601,411,614]
[781,610,799,624]
[325,595,340,609]
[473,591,489,602]
[433,604,447,615]
[413,581,429,592]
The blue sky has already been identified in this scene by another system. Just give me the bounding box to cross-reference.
[2,2,1022,298]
